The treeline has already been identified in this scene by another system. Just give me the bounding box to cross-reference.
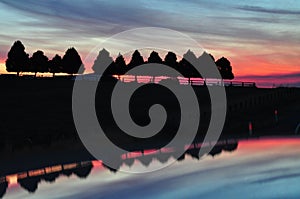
[95,49,234,79]
[6,41,84,77]
[5,40,234,79]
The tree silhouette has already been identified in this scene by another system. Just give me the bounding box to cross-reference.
[92,48,114,75]
[29,50,49,77]
[48,54,62,77]
[209,53,215,62]
[4,42,235,80]
[62,47,84,75]
[164,51,178,70]
[114,53,126,76]
[216,57,234,79]
[197,51,216,79]
[147,51,163,64]
[179,50,200,77]
[127,50,144,73]
[6,40,29,76]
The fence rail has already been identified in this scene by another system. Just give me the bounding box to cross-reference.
[0,74,256,88]
[117,75,256,88]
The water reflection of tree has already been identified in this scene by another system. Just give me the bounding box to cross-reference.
[18,176,41,193]
[42,172,60,183]
[137,153,153,167]
[177,154,185,162]
[186,148,201,160]
[102,159,123,173]
[123,158,135,167]
[15,162,94,194]
[3,140,238,195]
[73,162,93,178]
[156,151,172,164]
[117,140,238,172]
[61,163,94,178]
[102,164,119,173]
[62,169,73,177]
[209,142,238,157]
[0,180,8,198]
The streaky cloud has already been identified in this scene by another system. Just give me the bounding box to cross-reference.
[237,5,300,15]
[239,72,300,79]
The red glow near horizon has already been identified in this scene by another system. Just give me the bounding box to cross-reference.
[0,51,299,87]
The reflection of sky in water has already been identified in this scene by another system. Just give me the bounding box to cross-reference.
[4,138,300,198]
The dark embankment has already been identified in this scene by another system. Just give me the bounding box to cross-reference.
[0,75,299,151]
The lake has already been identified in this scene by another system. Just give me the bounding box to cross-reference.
[1,137,300,198]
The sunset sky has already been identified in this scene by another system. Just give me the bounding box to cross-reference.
[0,0,299,86]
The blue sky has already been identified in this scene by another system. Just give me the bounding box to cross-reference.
[0,0,299,85]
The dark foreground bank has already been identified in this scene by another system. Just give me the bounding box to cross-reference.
[0,75,299,151]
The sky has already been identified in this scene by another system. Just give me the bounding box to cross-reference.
[0,0,299,86]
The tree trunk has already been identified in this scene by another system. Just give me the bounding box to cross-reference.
[53,73,55,77]
[17,71,19,77]
[34,72,37,78]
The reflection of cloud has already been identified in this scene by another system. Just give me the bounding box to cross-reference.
[251,172,300,184]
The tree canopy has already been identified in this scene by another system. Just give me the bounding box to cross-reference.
[6,40,29,76]
[62,47,84,75]
[92,48,114,75]
[216,57,234,79]
[114,53,127,75]
[179,50,200,77]
[29,50,49,76]
[164,51,178,69]
[148,51,163,64]
[5,41,85,76]
[49,54,62,76]
[127,50,144,70]
[4,41,234,79]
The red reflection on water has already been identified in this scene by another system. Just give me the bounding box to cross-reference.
[238,138,300,151]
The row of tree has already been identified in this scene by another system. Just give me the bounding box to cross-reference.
[6,41,84,76]
[94,49,234,79]
[5,41,234,79]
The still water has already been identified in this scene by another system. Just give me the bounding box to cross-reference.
[2,137,300,198]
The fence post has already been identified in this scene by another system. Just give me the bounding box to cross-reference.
[249,121,253,136]
[274,110,279,124]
